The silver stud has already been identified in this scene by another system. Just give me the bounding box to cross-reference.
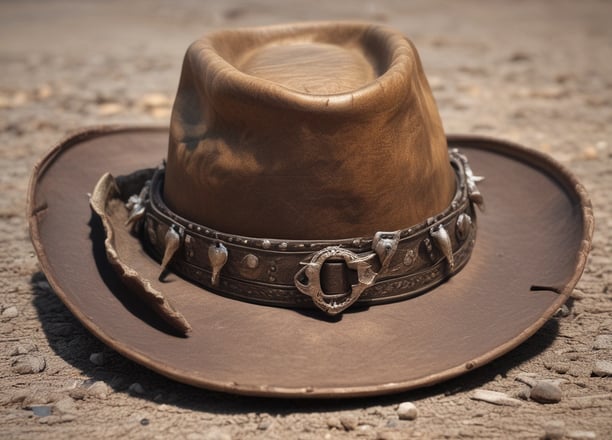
[242,254,259,269]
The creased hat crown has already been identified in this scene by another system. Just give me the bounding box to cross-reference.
[165,22,455,239]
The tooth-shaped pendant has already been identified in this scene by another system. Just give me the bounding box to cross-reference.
[208,242,228,286]
[467,178,484,209]
[159,225,180,280]
[464,162,485,210]
[430,225,454,270]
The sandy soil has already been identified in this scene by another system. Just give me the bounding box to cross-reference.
[1,0,611,438]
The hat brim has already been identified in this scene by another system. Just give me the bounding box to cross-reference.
[28,127,593,398]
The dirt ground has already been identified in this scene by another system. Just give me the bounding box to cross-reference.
[1,0,611,438]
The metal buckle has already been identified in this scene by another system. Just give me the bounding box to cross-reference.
[294,231,400,315]
[294,247,377,315]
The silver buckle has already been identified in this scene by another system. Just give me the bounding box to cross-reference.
[294,231,400,315]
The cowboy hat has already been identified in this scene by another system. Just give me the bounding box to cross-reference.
[28,22,593,398]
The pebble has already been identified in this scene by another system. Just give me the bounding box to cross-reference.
[87,381,111,399]
[1,306,19,318]
[11,355,46,374]
[31,405,52,417]
[396,401,417,420]
[326,416,343,430]
[10,342,38,356]
[340,414,358,431]
[471,389,522,407]
[593,334,612,350]
[591,360,612,377]
[150,107,171,119]
[128,382,145,394]
[582,146,599,160]
[257,419,272,430]
[567,430,597,439]
[89,352,105,366]
[530,381,562,403]
[554,304,570,317]
[53,397,77,415]
[543,420,565,440]
[516,386,531,400]
[97,102,124,116]
[544,359,570,374]
[139,92,170,109]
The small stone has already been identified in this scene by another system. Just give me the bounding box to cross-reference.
[396,401,417,420]
[53,397,77,415]
[340,415,358,431]
[140,418,150,426]
[593,334,612,350]
[139,92,171,109]
[89,352,105,366]
[516,386,531,400]
[68,387,88,400]
[471,389,522,407]
[551,363,570,374]
[10,342,38,356]
[31,405,52,417]
[567,430,597,439]
[87,381,111,399]
[530,381,562,403]
[150,107,171,119]
[257,419,272,430]
[591,360,612,377]
[37,84,53,100]
[97,102,124,116]
[543,420,565,440]
[2,306,19,318]
[326,416,343,429]
[582,146,598,160]
[554,304,570,317]
[509,51,531,62]
[128,382,145,394]
[11,355,46,374]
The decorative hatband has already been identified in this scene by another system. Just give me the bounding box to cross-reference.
[126,150,483,315]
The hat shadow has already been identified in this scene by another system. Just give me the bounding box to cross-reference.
[31,269,564,415]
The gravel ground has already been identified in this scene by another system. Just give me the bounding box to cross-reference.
[1,0,611,438]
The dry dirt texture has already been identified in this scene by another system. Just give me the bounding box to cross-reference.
[1,0,611,438]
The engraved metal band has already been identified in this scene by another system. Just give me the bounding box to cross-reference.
[132,151,482,315]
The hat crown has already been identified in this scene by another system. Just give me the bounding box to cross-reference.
[164,22,455,239]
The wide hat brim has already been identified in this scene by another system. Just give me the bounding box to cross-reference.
[29,127,593,398]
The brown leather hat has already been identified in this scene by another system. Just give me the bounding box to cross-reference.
[28,22,593,397]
